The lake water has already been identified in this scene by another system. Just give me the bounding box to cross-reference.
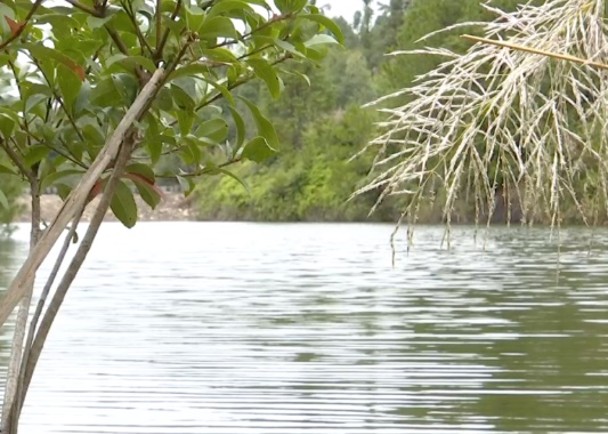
[1,222,608,433]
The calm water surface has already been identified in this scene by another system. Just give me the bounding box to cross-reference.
[1,222,608,433]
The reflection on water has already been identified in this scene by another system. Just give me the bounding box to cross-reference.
[1,223,608,433]
[0,237,19,377]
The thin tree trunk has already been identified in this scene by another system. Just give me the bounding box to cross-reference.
[3,138,135,433]
[1,182,41,433]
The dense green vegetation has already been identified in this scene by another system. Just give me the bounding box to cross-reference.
[195,0,524,222]
[0,159,22,235]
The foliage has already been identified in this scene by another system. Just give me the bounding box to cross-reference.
[198,104,387,221]
[0,0,341,227]
[358,0,608,231]
[0,1,341,432]
[195,0,413,221]
[0,173,22,236]
[195,28,393,221]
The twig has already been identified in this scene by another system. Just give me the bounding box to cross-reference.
[462,34,608,70]
[64,0,105,17]
[0,0,44,50]
[155,0,182,62]
[122,0,155,57]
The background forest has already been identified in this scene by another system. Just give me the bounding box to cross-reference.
[193,0,527,222]
[0,0,528,225]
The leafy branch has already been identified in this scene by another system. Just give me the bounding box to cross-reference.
[0,0,44,50]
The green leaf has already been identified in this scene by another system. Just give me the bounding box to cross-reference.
[25,43,85,79]
[199,16,237,39]
[176,175,195,196]
[304,34,339,48]
[126,163,155,184]
[171,84,196,111]
[195,118,228,143]
[112,73,139,105]
[168,63,210,81]
[110,180,138,228]
[210,167,249,192]
[0,113,16,138]
[132,177,161,209]
[240,97,279,149]
[41,169,83,191]
[228,106,246,149]
[241,136,277,163]
[201,47,239,64]
[300,14,344,44]
[274,39,306,58]
[0,164,16,176]
[177,110,195,136]
[125,164,161,209]
[202,78,235,106]
[90,77,120,107]
[145,115,163,164]
[184,4,206,32]
[57,63,82,114]
[147,136,163,165]
[106,54,157,73]
[180,137,203,165]
[74,82,92,116]
[0,189,9,210]
[87,14,113,29]
[155,87,174,112]
[275,0,307,13]
[0,4,15,22]
[24,146,50,168]
[208,1,253,18]
[248,58,283,99]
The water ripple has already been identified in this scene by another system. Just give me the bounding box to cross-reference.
[1,223,608,433]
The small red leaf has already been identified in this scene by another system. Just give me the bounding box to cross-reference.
[71,64,86,81]
[4,17,23,36]
[87,179,105,203]
[124,173,164,197]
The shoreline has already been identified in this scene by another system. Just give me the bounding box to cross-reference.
[16,193,196,223]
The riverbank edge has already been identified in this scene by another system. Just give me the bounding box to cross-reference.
[16,193,195,223]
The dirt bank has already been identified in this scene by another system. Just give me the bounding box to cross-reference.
[17,193,196,223]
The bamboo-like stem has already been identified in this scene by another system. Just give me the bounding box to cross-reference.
[0,182,41,434]
[19,136,135,416]
[12,205,86,422]
[462,34,608,70]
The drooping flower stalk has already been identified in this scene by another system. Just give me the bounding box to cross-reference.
[359,0,608,234]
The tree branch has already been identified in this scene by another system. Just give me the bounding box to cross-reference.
[154,0,182,62]
[122,0,155,57]
[20,136,135,407]
[105,25,151,85]
[155,0,162,53]
[0,0,44,51]
[64,0,105,17]
[0,68,166,328]
[0,139,33,183]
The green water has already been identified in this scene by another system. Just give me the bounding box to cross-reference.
[1,223,608,433]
